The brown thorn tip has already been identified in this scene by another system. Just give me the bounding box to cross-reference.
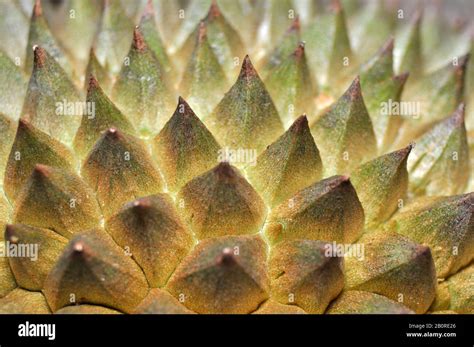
[347,76,362,99]
[34,164,51,176]
[132,198,151,210]
[215,161,235,178]
[414,244,431,258]
[294,42,305,59]
[73,242,84,253]
[88,74,99,90]
[33,0,42,17]
[340,175,350,182]
[208,0,221,19]
[18,118,29,128]
[133,27,146,51]
[33,45,46,68]
[105,127,121,139]
[412,9,422,25]
[5,225,18,244]
[241,55,257,77]
[291,115,309,132]
[217,247,236,266]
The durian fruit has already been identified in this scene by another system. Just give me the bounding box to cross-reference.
[0,0,472,315]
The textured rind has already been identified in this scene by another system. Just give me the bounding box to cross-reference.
[265,175,365,245]
[55,305,122,315]
[4,119,74,202]
[311,77,377,175]
[133,289,195,314]
[431,265,473,314]
[81,128,164,217]
[386,194,473,279]
[351,145,411,229]
[177,162,266,239]
[105,194,194,287]
[253,300,307,314]
[153,97,221,191]
[0,0,472,316]
[6,224,68,291]
[43,229,149,313]
[167,235,269,314]
[345,231,437,313]
[205,56,284,154]
[326,290,415,314]
[247,115,323,208]
[0,288,50,314]
[268,240,344,314]
[13,165,101,238]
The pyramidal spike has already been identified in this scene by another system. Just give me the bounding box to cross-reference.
[247,115,323,207]
[177,162,266,240]
[13,165,101,239]
[4,119,73,201]
[167,235,269,314]
[153,97,221,191]
[265,42,317,126]
[22,46,81,143]
[205,55,284,154]
[179,21,228,118]
[105,194,194,287]
[73,74,136,157]
[265,175,364,245]
[311,76,377,175]
[43,230,149,313]
[112,26,174,134]
[81,128,164,217]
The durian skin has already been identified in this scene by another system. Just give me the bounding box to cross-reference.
[166,235,270,314]
[326,291,415,314]
[0,0,473,315]
[268,240,345,314]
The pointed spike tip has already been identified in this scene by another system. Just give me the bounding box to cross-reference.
[217,247,237,266]
[215,161,236,179]
[132,197,152,210]
[33,164,52,177]
[176,97,194,117]
[33,45,46,68]
[133,26,147,51]
[294,42,305,59]
[88,74,99,91]
[207,0,221,19]
[290,115,309,132]
[33,0,42,17]
[72,241,84,253]
[240,55,257,78]
[347,76,362,100]
[5,225,19,244]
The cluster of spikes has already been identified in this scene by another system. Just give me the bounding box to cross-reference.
[0,0,473,314]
